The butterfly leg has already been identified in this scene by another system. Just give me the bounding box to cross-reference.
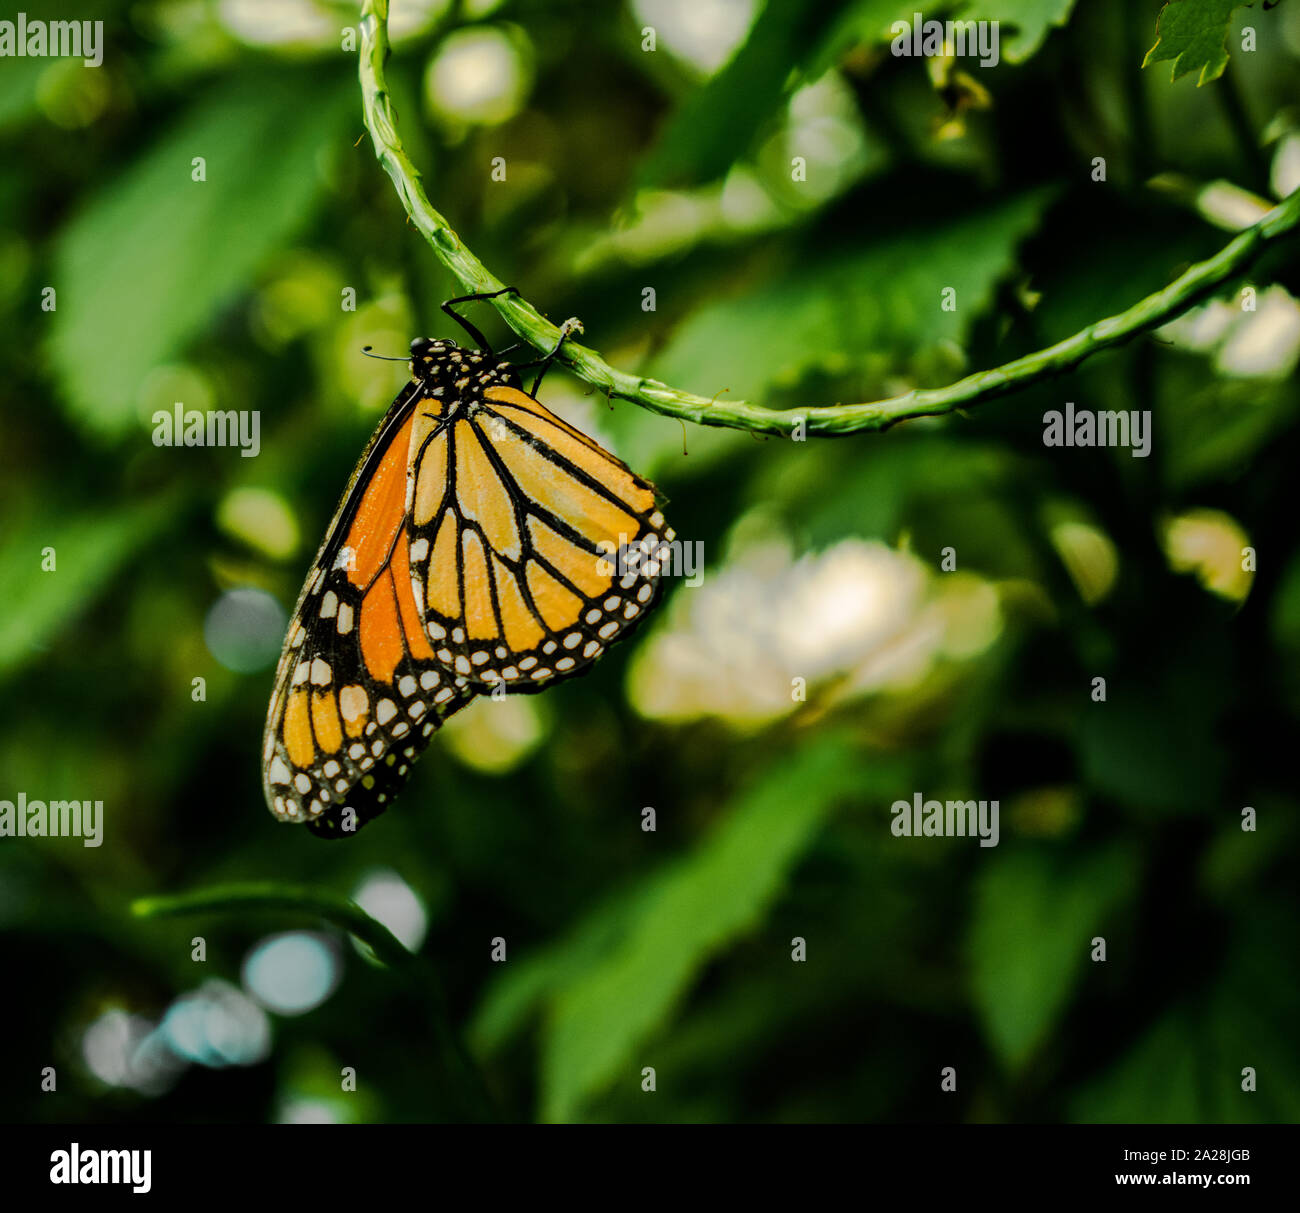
[441,287,520,354]
[515,317,584,396]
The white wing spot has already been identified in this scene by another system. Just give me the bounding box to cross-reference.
[339,685,368,723]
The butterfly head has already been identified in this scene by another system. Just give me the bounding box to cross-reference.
[409,336,519,399]
[409,336,457,374]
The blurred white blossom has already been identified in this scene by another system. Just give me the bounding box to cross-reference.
[1160,285,1300,380]
[628,534,1000,727]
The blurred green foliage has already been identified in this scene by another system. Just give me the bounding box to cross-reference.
[1,0,1298,1125]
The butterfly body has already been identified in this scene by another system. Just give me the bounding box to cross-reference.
[262,314,673,837]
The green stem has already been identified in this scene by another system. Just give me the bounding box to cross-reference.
[133,883,497,1123]
[358,0,1300,437]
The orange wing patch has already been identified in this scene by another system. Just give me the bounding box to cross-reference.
[344,413,414,588]
[263,388,472,836]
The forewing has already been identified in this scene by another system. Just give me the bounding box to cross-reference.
[262,385,473,836]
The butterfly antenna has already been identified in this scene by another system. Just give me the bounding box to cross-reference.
[361,346,409,362]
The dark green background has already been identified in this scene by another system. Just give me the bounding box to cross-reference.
[1,0,1298,1123]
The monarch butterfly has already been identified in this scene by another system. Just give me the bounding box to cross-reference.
[262,290,675,837]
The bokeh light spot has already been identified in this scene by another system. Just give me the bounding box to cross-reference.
[242,932,341,1016]
[425,28,531,126]
[204,587,286,673]
[353,869,429,952]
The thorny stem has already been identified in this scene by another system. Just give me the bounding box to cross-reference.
[358,0,1300,438]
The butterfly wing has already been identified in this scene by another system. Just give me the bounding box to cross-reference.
[406,384,674,691]
[262,383,474,836]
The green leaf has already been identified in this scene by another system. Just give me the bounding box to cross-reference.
[812,0,1078,76]
[468,882,656,1055]
[1143,0,1254,86]
[956,0,1079,63]
[639,0,835,189]
[48,70,352,438]
[806,0,934,79]
[0,494,178,681]
[651,188,1051,403]
[1073,909,1300,1122]
[133,881,497,1122]
[539,733,873,1122]
[969,843,1138,1070]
